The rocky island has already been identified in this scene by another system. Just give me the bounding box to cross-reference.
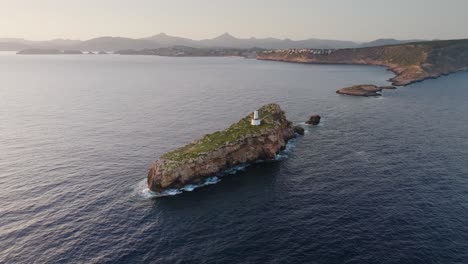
[257,39,468,86]
[147,104,296,192]
[306,115,321,125]
[336,85,396,97]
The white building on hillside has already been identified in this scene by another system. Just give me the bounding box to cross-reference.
[251,110,261,126]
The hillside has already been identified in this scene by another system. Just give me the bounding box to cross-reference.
[358,38,425,48]
[2,33,428,51]
[257,39,468,86]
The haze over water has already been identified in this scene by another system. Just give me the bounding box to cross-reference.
[1,53,467,263]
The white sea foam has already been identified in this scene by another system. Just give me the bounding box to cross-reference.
[137,176,222,199]
[225,164,250,174]
[135,179,182,198]
[276,138,297,160]
[182,185,196,192]
[296,121,323,135]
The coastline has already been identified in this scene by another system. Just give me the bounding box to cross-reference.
[257,56,468,87]
[257,39,468,87]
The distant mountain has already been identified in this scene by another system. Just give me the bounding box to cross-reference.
[1,33,430,51]
[74,37,159,51]
[142,33,199,47]
[196,33,357,49]
[359,38,426,48]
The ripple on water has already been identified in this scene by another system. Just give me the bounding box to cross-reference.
[2,56,468,264]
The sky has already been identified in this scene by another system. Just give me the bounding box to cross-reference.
[1,0,467,41]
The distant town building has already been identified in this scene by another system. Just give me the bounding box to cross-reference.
[263,48,335,56]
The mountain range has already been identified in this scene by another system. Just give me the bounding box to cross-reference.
[0,33,425,51]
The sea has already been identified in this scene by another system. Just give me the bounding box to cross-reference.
[1,53,467,264]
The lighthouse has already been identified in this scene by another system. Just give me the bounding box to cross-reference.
[251,110,261,126]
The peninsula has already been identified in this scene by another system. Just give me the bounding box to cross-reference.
[257,39,468,86]
[147,104,296,192]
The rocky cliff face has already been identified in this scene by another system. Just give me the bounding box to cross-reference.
[147,104,295,192]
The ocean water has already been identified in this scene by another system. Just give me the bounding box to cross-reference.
[0,53,467,264]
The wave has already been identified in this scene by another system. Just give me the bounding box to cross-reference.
[296,121,324,132]
[275,137,296,160]
[136,138,297,199]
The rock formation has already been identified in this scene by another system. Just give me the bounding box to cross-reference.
[306,115,321,125]
[293,126,305,135]
[336,85,383,97]
[336,84,398,97]
[147,104,295,192]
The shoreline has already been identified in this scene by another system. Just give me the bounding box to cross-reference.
[12,43,468,88]
[257,39,468,88]
[257,57,468,87]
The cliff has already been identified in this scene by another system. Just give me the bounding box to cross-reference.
[147,104,295,192]
[257,39,468,86]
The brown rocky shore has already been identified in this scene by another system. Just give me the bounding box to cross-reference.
[147,104,296,192]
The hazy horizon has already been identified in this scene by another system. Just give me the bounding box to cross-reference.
[0,31,451,43]
[1,0,467,42]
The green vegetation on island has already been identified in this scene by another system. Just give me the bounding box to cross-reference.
[161,104,282,162]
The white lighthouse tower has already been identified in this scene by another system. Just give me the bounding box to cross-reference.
[251,110,261,126]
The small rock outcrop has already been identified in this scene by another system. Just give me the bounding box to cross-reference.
[147,104,295,192]
[293,126,305,135]
[336,84,398,97]
[306,115,321,125]
[336,84,383,97]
